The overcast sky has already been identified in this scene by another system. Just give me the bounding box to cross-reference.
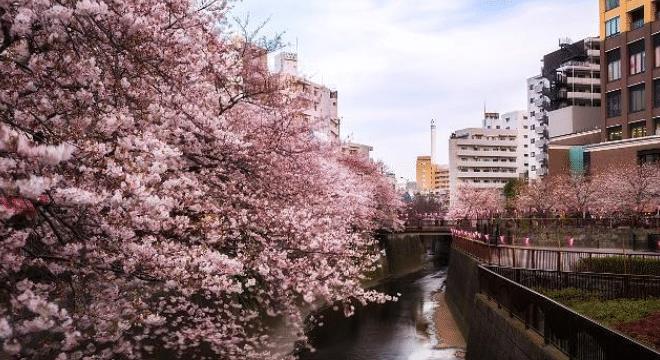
[230,0,599,181]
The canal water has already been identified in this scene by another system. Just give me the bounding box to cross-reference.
[297,261,462,360]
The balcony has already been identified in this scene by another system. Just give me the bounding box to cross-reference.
[566,77,600,86]
[536,138,549,148]
[457,160,518,169]
[535,124,548,135]
[457,171,520,179]
[533,97,550,108]
[567,92,600,101]
[456,139,517,147]
[533,83,546,93]
[587,49,600,57]
[558,61,600,72]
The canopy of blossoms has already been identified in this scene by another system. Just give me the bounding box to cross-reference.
[0,1,402,358]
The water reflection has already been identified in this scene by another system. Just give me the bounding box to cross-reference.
[298,263,461,360]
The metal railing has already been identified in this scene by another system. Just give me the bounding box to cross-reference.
[488,266,660,300]
[452,235,660,273]
[478,266,660,360]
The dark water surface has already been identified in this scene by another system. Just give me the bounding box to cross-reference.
[298,262,461,360]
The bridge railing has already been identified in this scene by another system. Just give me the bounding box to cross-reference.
[478,265,660,360]
[452,234,660,273]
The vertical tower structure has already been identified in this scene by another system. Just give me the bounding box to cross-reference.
[431,119,437,164]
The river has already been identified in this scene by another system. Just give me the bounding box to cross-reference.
[297,261,463,360]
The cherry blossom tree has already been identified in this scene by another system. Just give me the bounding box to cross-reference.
[515,176,562,217]
[600,163,660,221]
[0,1,401,359]
[447,185,504,220]
[553,173,606,219]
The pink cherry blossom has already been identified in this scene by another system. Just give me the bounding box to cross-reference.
[0,0,402,358]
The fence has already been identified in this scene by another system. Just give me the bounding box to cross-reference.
[454,217,660,251]
[478,266,660,360]
[488,266,660,300]
[452,235,660,273]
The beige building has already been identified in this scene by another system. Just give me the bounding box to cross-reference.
[449,111,530,203]
[341,142,373,160]
[274,52,340,142]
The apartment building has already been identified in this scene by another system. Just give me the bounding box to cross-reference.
[449,112,529,202]
[527,37,602,178]
[274,52,341,142]
[596,0,660,171]
[341,142,373,160]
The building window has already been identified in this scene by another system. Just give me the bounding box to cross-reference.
[629,84,645,113]
[606,16,620,37]
[655,79,660,108]
[655,35,660,68]
[629,7,645,30]
[606,90,622,117]
[607,125,623,141]
[656,118,660,135]
[629,40,646,75]
[638,149,660,164]
[630,122,647,138]
[606,0,619,11]
[607,49,621,81]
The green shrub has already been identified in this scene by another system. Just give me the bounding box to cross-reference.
[575,256,660,276]
[541,288,660,325]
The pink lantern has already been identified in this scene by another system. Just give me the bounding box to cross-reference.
[568,237,574,247]
[525,237,530,246]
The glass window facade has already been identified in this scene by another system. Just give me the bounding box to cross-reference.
[606,17,620,37]
[629,84,645,113]
[607,49,621,81]
[630,7,645,30]
[606,0,619,11]
[629,40,646,75]
[606,90,621,117]
[630,122,647,138]
[607,125,623,141]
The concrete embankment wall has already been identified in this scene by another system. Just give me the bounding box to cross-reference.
[446,247,567,360]
[467,294,568,360]
[367,233,452,286]
[445,247,479,339]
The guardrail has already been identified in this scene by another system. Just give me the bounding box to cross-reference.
[488,266,660,300]
[452,234,660,273]
[478,266,660,360]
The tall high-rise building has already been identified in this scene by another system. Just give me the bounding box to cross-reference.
[594,0,660,170]
[527,37,602,179]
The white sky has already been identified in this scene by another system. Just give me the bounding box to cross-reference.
[230,0,599,181]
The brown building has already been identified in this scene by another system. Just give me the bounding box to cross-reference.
[599,0,660,167]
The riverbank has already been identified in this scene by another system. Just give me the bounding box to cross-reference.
[433,291,466,357]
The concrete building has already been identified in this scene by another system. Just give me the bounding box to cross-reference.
[274,52,341,142]
[597,0,660,168]
[341,142,373,160]
[527,37,602,178]
[449,111,529,201]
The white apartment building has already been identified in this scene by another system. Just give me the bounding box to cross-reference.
[274,52,340,142]
[449,111,530,203]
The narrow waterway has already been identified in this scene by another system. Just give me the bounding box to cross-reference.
[297,261,462,360]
